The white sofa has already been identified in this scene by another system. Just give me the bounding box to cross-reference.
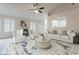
[47,30,76,43]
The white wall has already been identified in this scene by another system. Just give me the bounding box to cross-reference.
[49,8,79,32]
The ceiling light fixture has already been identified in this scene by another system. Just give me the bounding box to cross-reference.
[28,3,45,14]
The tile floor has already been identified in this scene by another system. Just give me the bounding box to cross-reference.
[0,38,79,55]
[0,38,13,55]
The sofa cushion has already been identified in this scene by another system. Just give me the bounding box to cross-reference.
[60,35,69,40]
[61,31,67,35]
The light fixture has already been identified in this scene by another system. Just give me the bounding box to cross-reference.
[28,3,45,14]
[34,10,39,14]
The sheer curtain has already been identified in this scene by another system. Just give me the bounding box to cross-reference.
[4,17,15,32]
[0,16,15,38]
[0,16,15,32]
[30,22,36,33]
[4,17,11,32]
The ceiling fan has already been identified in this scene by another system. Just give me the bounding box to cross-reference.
[28,3,45,14]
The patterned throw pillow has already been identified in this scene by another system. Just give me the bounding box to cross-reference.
[52,30,57,34]
[62,31,67,35]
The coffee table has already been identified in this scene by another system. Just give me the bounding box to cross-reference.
[35,37,51,49]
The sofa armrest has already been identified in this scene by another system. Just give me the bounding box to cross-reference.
[68,32,76,43]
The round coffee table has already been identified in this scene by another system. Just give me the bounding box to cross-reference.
[35,37,51,49]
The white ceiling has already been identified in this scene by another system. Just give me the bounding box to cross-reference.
[0,3,79,20]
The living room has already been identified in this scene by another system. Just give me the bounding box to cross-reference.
[0,3,79,55]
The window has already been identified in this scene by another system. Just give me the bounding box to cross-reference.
[52,16,67,28]
[4,18,10,32]
[10,18,15,32]
[59,19,66,27]
[52,20,59,28]
[30,22,35,32]
[4,17,15,32]
[0,17,1,32]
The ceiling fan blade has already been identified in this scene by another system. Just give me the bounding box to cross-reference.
[38,11,42,13]
[39,7,44,10]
